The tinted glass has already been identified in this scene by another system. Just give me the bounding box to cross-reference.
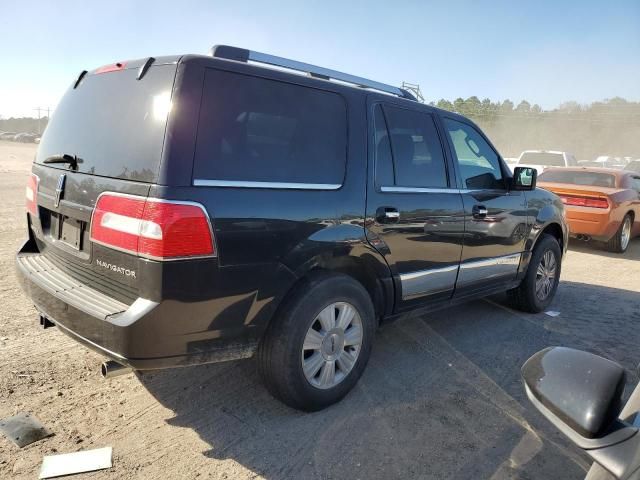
[519,152,565,166]
[538,170,617,188]
[383,106,447,188]
[631,177,640,192]
[194,69,347,185]
[444,118,504,189]
[373,105,394,186]
[36,65,176,182]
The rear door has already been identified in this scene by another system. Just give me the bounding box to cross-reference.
[30,61,177,303]
[440,115,528,297]
[365,100,464,311]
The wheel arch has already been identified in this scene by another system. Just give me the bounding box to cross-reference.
[538,222,565,252]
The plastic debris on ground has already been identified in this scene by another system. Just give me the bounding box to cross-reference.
[39,447,113,479]
[0,413,52,448]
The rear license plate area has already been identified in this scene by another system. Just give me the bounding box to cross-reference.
[59,216,84,250]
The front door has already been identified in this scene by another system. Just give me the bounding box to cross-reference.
[365,101,465,311]
[440,115,529,297]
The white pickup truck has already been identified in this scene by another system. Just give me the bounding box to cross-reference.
[510,150,578,175]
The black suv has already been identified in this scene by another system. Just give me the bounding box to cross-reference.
[16,45,567,411]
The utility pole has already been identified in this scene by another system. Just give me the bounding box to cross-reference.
[34,107,42,135]
[33,107,51,135]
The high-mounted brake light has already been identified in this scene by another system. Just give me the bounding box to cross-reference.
[94,62,127,74]
[26,173,39,217]
[560,195,609,209]
[90,193,215,260]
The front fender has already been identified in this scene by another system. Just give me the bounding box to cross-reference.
[525,188,568,256]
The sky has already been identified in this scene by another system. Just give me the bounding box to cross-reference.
[1,0,639,118]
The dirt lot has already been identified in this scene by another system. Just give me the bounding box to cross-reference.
[0,140,639,479]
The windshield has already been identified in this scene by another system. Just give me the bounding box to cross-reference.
[519,152,565,166]
[35,64,176,183]
[539,170,617,188]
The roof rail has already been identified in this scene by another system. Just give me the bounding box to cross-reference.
[208,45,416,101]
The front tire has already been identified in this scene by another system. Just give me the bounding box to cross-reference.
[508,234,562,313]
[257,273,375,411]
[607,214,633,253]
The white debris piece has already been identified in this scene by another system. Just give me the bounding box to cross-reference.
[545,311,561,317]
[39,447,112,479]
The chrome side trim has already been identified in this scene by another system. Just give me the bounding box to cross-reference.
[381,186,460,194]
[193,179,342,190]
[400,264,459,299]
[456,253,521,287]
[380,186,498,194]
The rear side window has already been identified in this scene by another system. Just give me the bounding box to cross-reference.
[376,105,448,188]
[193,69,347,185]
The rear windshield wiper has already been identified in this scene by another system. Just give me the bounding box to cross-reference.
[43,154,82,170]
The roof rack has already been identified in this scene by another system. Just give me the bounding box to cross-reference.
[209,45,416,101]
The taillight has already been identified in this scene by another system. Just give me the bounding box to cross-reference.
[26,173,39,217]
[560,195,609,209]
[90,193,215,260]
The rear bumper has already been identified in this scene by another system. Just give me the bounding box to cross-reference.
[565,207,617,241]
[15,240,259,370]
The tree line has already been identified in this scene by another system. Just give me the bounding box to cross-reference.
[0,117,49,136]
[429,97,640,160]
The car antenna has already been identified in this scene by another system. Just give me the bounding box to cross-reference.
[137,57,156,80]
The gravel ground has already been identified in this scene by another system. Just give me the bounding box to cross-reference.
[1,140,639,479]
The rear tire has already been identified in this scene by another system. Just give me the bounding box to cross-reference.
[508,234,561,313]
[607,214,633,253]
[257,272,375,411]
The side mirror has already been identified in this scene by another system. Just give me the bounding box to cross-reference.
[523,347,640,480]
[522,347,625,439]
[512,166,537,191]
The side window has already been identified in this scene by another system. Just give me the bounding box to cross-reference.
[381,105,448,188]
[631,176,640,193]
[193,69,347,185]
[443,118,504,190]
[373,105,394,187]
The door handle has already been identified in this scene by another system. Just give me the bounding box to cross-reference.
[472,205,488,219]
[376,207,400,224]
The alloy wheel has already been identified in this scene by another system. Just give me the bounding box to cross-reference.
[535,250,557,301]
[301,302,363,389]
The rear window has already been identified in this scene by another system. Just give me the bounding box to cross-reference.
[36,65,176,182]
[539,170,617,188]
[519,152,565,167]
[193,69,347,185]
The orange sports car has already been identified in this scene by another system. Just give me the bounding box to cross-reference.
[538,167,640,253]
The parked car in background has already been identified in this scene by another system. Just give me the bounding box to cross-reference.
[0,131,17,140]
[578,160,600,167]
[594,156,627,169]
[511,150,578,175]
[625,160,640,174]
[538,167,640,252]
[15,44,568,411]
[14,133,39,143]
